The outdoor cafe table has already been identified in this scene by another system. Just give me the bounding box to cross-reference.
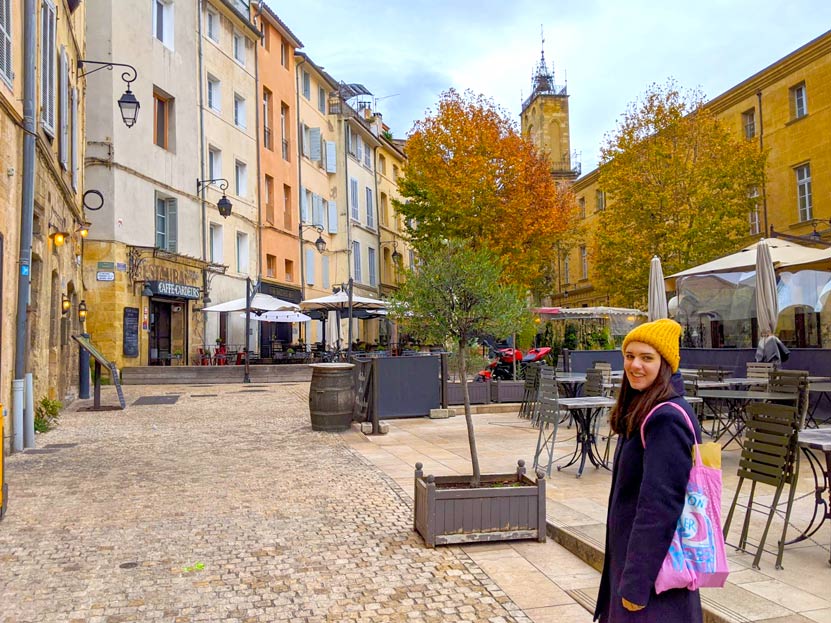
[696,389,799,448]
[808,383,831,426]
[555,395,617,478]
[556,372,586,398]
[785,427,831,565]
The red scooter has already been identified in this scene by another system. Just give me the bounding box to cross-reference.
[476,342,551,381]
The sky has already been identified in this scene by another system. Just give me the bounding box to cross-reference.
[265,1,831,172]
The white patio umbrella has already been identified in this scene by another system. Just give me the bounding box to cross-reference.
[301,289,387,355]
[755,238,779,338]
[240,310,312,323]
[648,255,668,321]
[202,292,299,313]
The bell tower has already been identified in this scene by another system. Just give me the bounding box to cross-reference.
[520,31,579,181]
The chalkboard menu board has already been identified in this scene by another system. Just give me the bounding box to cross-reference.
[123,307,139,357]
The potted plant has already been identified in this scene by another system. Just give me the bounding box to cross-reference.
[390,239,546,547]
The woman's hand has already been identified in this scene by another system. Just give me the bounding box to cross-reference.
[622,597,645,612]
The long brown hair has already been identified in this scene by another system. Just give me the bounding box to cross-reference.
[609,359,679,438]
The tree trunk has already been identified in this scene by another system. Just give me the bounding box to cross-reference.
[458,338,481,487]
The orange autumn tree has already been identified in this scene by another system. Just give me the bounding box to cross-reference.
[396,89,575,291]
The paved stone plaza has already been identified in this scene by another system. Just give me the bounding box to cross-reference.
[0,384,543,623]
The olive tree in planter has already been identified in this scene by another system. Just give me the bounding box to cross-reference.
[389,239,546,546]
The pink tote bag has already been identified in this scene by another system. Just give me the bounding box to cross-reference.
[641,401,730,593]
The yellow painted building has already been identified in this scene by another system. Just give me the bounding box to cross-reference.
[534,30,831,313]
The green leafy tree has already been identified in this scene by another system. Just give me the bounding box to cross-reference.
[389,239,530,486]
[593,81,766,307]
[395,88,576,292]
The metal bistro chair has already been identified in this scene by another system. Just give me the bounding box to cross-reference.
[746,362,776,386]
[768,369,810,428]
[586,367,615,465]
[723,402,801,569]
[519,362,542,422]
[533,367,562,476]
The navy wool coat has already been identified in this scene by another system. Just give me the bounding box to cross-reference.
[594,374,703,623]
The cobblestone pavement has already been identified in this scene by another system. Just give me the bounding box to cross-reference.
[0,384,531,623]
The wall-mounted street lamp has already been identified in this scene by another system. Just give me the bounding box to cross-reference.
[61,294,71,315]
[381,240,403,265]
[76,223,90,238]
[50,230,70,246]
[301,224,327,254]
[196,178,233,218]
[78,300,88,324]
[77,60,140,128]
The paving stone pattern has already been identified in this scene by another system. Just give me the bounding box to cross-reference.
[0,384,530,623]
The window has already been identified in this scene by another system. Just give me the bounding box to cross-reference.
[208,146,221,180]
[154,90,172,149]
[233,32,245,65]
[580,246,588,280]
[791,82,807,119]
[796,164,812,222]
[595,189,606,212]
[563,255,570,285]
[264,174,274,223]
[207,75,221,112]
[353,241,362,282]
[748,186,760,235]
[742,108,755,139]
[280,102,289,160]
[578,197,585,219]
[262,22,270,50]
[378,155,386,175]
[153,0,173,49]
[347,125,356,156]
[365,187,374,228]
[209,222,223,262]
[234,94,246,128]
[380,193,388,226]
[301,124,310,157]
[0,0,13,86]
[40,0,56,135]
[408,249,415,270]
[236,231,249,273]
[364,142,371,168]
[280,40,287,68]
[234,160,247,196]
[205,8,219,42]
[283,184,292,229]
[302,70,310,99]
[266,254,276,278]
[368,247,376,286]
[350,178,359,220]
[155,193,177,252]
[262,88,273,149]
[318,86,326,113]
[356,134,363,161]
[392,164,399,181]
[285,259,294,282]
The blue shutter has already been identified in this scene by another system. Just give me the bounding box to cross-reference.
[327,200,338,234]
[0,0,12,85]
[309,127,321,161]
[325,141,337,173]
[322,256,330,289]
[300,187,308,223]
[313,194,324,227]
[305,248,315,285]
[166,199,178,253]
[353,241,361,282]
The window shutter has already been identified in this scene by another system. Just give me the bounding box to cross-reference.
[155,197,165,248]
[70,86,78,190]
[325,141,336,173]
[327,200,337,234]
[300,187,308,223]
[313,194,324,227]
[58,46,68,169]
[353,241,361,282]
[0,0,13,85]
[309,127,321,161]
[356,135,362,161]
[305,248,315,285]
[166,199,178,252]
[321,255,330,289]
[40,0,56,135]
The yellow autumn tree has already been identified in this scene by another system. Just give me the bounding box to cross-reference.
[396,89,576,292]
[593,81,767,308]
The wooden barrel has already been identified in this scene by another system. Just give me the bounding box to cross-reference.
[308,363,355,431]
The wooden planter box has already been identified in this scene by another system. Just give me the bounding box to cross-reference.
[446,381,491,405]
[414,461,546,547]
[490,380,525,403]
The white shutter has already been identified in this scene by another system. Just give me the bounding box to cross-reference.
[58,46,68,169]
[356,135,362,161]
[309,128,321,161]
[325,141,337,173]
[166,199,178,252]
[70,86,78,190]
[40,0,56,135]
[353,241,362,282]
[327,200,337,234]
[313,194,324,227]
[300,188,308,223]
[0,0,13,85]
[305,248,315,285]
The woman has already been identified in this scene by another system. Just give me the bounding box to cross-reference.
[594,318,702,622]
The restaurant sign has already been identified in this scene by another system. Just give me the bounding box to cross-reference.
[146,280,201,300]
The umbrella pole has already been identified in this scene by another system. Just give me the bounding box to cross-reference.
[347,278,354,359]
[244,277,251,383]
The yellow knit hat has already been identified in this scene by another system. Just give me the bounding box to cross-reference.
[622,318,682,372]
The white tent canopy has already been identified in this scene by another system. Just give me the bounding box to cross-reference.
[202,293,299,313]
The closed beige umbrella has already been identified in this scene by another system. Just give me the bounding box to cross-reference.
[648,256,668,321]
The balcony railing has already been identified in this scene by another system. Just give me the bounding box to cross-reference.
[550,160,581,177]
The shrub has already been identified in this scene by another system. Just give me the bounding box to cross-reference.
[34,397,62,433]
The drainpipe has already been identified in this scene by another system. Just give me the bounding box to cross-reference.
[253,2,263,284]
[197,0,208,351]
[13,0,38,452]
[757,90,769,237]
[373,138,381,298]
[295,55,306,300]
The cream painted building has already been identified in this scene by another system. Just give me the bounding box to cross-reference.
[200,0,261,353]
